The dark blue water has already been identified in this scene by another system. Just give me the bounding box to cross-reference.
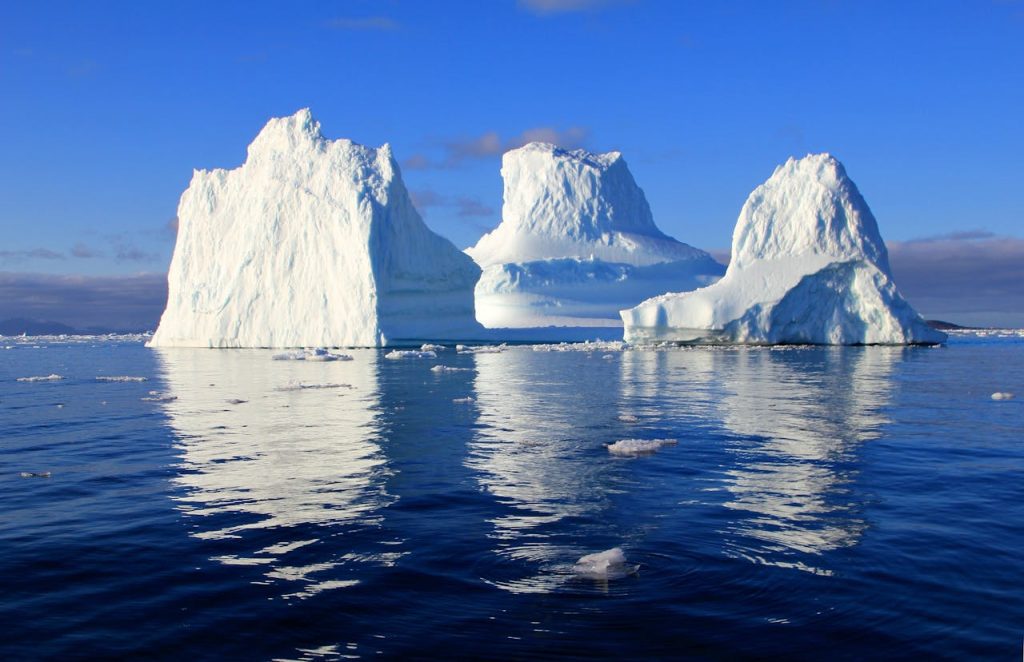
[2,333,1022,660]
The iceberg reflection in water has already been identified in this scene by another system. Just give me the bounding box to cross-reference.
[155,348,399,599]
[715,347,897,574]
[466,349,631,594]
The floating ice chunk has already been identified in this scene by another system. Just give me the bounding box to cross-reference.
[273,348,353,361]
[141,391,178,402]
[16,374,64,382]
[991,392,1015,400]
[384,350,437,360]
[276,382,353,392]
[607,438,678,456]
[572,547,637,580]
[452,396,475,404]
[421,343,445,352]
[431,365,472,373]
[617,413,640,423]
[20,471,52,479]
[95,376,148,382]
[272,350,307,361]
[456,344,506,354]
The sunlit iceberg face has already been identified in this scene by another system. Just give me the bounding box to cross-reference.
[715,346,899,574]
[465,349,631,594]
[155,348,400,599]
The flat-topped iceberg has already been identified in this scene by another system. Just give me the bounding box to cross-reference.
[466,143,724,328]
[150,109,482,348]
[621,153,946,345]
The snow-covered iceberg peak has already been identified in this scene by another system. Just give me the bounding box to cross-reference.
[621,153,945,345]
[467,142,707,268]
[466,143,724,328]
[150,109,482,348]
[731,153,891,274]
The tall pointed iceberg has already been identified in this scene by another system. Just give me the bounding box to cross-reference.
[150,109,482,348]
[466,143,724,328]
[621,153,945,345]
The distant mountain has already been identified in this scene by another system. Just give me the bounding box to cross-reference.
[925,319,972,330]
[0,318,148,336]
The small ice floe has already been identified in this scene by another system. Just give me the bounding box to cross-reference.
[601,354,614,360]
[456,344,505,354]
[991,392,1015,400]
[16,374,64,382]
[272,348,353,361]
[384,350,437,360]
[421,343,445,352]
[452,396,475,404]
[141,390,177,402]
[573,547,637,580]
[20,471,52,479]
[431,365,472,373]
[617,413,640,423]
[276,382,353,392]
[95,376,148,382]
[607,438,677,457]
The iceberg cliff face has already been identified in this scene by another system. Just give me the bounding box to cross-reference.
[150,109,481,348]
[467,143,724,328]
[621,153,945,345]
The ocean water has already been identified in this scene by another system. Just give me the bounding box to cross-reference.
[1,332,1022,660]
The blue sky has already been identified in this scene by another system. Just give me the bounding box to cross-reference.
[1,0,1022,327]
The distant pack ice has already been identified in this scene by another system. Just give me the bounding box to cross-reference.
[621,153,946,345]
[466,143,724,328]
[149,109,482,348]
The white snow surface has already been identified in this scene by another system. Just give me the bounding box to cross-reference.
[467,143,724,327]
[622,154,946,345]
[150,109,482,348]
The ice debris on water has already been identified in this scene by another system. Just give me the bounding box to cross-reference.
[456,344,506,354]
[141,390,177,402]
[452,397,475,404]
[20,471,52,479]
[272,348,353,361]
[16,374,64,382]
[617,413,640,423]
[991,392,1015,400]
[607,438,678,456]
[431,365,472,373]
[572,547,637,580]
[421,343,445,352]
[276,382,353,392]
[95,376,148,382]
[384,350,437,360]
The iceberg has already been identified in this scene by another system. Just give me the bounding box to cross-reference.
[466,143,724,328]
[150,109,482,348]
[621,153,946,345]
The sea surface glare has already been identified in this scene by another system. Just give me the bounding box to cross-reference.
[1,332,1021,659]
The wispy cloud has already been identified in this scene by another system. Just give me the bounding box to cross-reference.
[0,248,65,263]
[326,16,400,31]
[518,0,630,15]
[405,126,590,169]
[409,189,496,222]
[71,242,102,259]
[0,272,167,331]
